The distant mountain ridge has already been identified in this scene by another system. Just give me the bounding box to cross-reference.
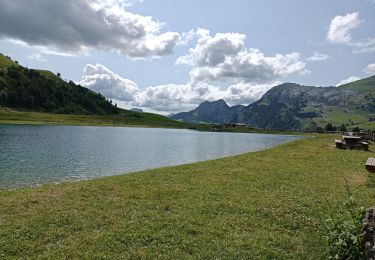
[172,76,375,130]
[171,99,245,124]
[239,78,375,130]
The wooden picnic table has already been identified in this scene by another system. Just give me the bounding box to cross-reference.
[342,135,361,143]
[335,136,369,151]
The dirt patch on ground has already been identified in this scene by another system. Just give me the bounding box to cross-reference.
[347,173,368,186]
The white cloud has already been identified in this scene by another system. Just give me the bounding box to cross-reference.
[28,53,46,62]
[177,32,246,66]
[120,0,144,7]
[352,39,375,53]
[180,28,210,46]
[79,63,277,113]
[176,31,308,83]
[306,52,329,62]
[0,0,180,58]
[222,81,280,105]
[364,63,375,75]
[4,38,80,58]
[327,12,375,53]
[327,12,362,44]
[80,64,140,101]
[336,76,360,86]
[134,82,223,112]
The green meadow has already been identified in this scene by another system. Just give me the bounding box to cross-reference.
[0,134,374,259]
[0,107,186,128]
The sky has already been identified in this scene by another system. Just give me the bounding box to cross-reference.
[0,0,374,114]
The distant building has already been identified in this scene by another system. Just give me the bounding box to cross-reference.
[224,123,247,128]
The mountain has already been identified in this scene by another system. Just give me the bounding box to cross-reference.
[0,53,119,115]
[171,99,245,124]
[339,75,375,93]
[130,108,143,113]
[0,53,186,128]
[167,113,176,117]
[239,77,375,130]
[171,76,375,130]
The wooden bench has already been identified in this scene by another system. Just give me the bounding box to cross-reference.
[366,158,375,173]
[335,139,344,149]
[361,142,369,151]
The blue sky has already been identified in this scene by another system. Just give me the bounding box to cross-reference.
[0,0,374,113]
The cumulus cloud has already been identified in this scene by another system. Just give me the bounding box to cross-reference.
[177,32,246,66]
[306,52,329,62]
[327,12,362,44]
[180,28,210,45]
[79,63,219,112]
[79,63,277,113]
[80,64,140,101]
[336,76,360,86]
[134,82,224,112]
[0,0,180,58]
[364,63,375,75]
[176,31,308,83]
[222,81,280,105]
[327,12,375,53]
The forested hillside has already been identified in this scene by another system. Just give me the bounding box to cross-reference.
[0,53,118,115]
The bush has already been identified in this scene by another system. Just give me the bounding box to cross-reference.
[320,182,366,259]
[352,127,361,133]
[325,123,337,132]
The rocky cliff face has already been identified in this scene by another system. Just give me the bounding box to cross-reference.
[172,76,375,129]
[238,81,374,130]
[171,99,245,124]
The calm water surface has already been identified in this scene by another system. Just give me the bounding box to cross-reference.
[0,125,301,189]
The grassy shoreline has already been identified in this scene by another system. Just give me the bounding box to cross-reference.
[0,107,188,128]
[0,107,307,136]
[1,134,374,258]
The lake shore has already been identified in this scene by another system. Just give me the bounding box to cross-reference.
[1,134,374,258]
[0,126,301,189]
[0,107,187,129]
[0,107,306,136]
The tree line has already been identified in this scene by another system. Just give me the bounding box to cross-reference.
[0,64,119,115]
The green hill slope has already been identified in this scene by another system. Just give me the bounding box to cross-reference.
[239,76,375,130]
[0,53,184,128]
[0,107,187,128]
[338,75,375,94]
[0,53,119,115]
[0,54,17,67]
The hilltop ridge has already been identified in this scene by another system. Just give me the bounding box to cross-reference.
[172,76,375,130]
[0,53,184,127]
[0,53,119,115]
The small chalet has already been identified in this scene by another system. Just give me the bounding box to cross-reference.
[224,123,247,128]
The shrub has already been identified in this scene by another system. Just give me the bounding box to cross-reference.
[320,182,366,259]
[352,127,361,133]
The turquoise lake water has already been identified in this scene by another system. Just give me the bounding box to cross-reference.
[0,125,301,189]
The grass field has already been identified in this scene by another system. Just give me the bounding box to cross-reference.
[349,121,375,130]
[313,108,375,130]
[0,107,187,128]
[0,134,374,258]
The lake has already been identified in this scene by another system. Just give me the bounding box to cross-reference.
[0,125,301,189]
